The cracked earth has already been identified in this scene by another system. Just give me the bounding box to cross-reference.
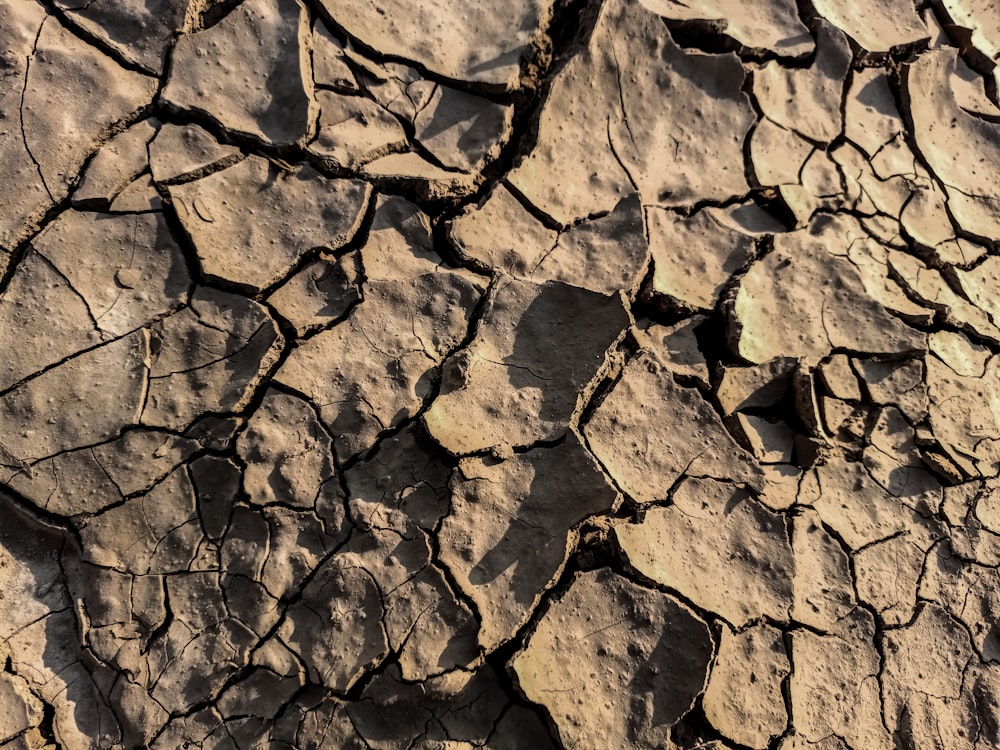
[3,0,1000,748]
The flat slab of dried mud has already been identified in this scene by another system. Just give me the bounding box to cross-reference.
[1,0,999,748]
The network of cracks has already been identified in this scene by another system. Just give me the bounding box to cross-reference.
[1,0,1000,748]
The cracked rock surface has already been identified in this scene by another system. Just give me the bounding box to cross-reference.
[4,0,1000,748]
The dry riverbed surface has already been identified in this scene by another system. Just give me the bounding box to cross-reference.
[0,0,999,747]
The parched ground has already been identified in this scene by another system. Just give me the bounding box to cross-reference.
[0,0,999,748]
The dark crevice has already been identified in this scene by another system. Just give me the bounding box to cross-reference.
[664,17,812,66]
[37,697,62,750]
[18,17,53,204]
[197,0,248,31]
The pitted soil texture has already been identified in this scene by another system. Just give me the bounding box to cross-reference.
[2,1,1000,748]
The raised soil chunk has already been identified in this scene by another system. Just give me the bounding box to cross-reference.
[928,330,990,378]
[439,434,619,651]
[54,0,190,75]
[892,251,1000,346]
[311,21,357,90]
[22,16,156,201]
[716,357,797,414]
[340,506,479,680]
[955,256,1000,330]
[636,317,711,387]
[790,609,894,749]
[844,69,909,165]
[904,48,1000,240]
[278,272,481,459]
[503,0,627,226]
[344,50,433,122]
[32,209,190,338]
[141,288,282,430]
[854,356,929,423]
[702,624,791,749]
[750,116,815,188]
[73,119,158,209]
[237,389,336,510]
[110,174,161,212]
[920,541,1000,660]
[604,0,754,212]
[863,405,942,500]
[413,84,513,173]
[277,556,388,692]
[511,568,713,749]
[346,665,513,748]
[449,189,646,295]
[265,252,361,336]
[314,0,555,90]
[926,354,1000,477]
[879,603,975,738]
[754,21,851,143]
[508,0,753,224]
[0,250,102,393]
[732,414,796,464]
[855,531,930,627]
[791,508,857,631]
[819,353,863,401]
[308,90,408,169]
[163,0,315,147]
[6,427,199,517]
[798,456,938,550]
[530,193,648,296]
[0,330,149,464]
[77,465,204,575]
[424,278,629,454]
[343,423,451,532]
[359,151,478,201]
[169,156,370,291]
[585,350,760,503]
[149,123,241,184]
[359,194,469,283]
[888,161,966,245]
[812,0,928,51]
[615,476,794,626]
[639,0,813,56]
[447,182,558,274]
[649,201,782,310]
[0,1,54,253]
[731,216,926,364]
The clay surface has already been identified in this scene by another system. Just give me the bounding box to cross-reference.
[2,0,1000,748]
